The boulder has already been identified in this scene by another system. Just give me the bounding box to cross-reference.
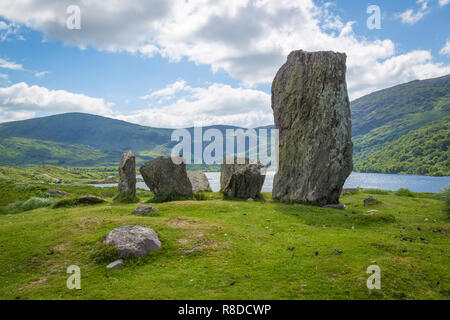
[132,205,159,215]
[118,150,136,198]
[221,158,266,199]
[271,50,353,205]
[140,156,193,198]
[78,195,106,204]
[105,226,161,258]
[47,189,70,197]
[187,171,212,193]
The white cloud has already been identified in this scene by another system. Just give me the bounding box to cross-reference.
[0,73,8,80]
[0,0,449,126]
[0,20,23,41]
[439,0,450,6]
[0,58,23,70]
[120,81,271,128]
[440,41,450,56]
[396,0,430,25]
[140,79,188,100]
[0,82,115,122]
[34,71,49,77]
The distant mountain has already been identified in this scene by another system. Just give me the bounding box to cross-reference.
[0,75,448,175]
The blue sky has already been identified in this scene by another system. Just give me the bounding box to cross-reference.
[0,0,449,128]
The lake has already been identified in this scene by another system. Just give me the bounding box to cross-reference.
[92,172,450,193]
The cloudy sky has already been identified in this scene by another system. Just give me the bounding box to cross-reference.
[0,0,449,128]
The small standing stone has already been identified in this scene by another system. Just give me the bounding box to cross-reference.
[364,196,378,207]
[187,171,212,193]
[118,150,136,198]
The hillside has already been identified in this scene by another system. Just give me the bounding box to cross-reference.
[354,117,450,176]
[352,75,450,156]
[0,113,173,153]
[0,136,122,167]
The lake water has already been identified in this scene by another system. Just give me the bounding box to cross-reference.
[92,172,450,193]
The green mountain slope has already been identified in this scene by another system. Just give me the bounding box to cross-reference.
[0,136,123,166]
[354,116,450,176]
[0,112,174,152]
[352,75,450,158]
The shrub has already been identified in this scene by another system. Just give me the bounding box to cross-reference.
[395,188,415,197]
[193,191,207,201]
[91,241,121,264]
[20,197,55,211]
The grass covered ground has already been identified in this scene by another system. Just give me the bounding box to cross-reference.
[0,181,448,300]
[0,165,116,184]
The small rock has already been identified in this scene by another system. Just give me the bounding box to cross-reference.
[184,247,202,256]
[323,204,347,210]
[247,198,255,202]
[30,278,47,284]
[47,189,70,197]
[433,229,448,235]
[106,259,124,269]
[132,205,158,215]
[401,236,416,242]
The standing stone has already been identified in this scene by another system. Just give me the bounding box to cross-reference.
[272,50,353,205]
[118,150,136,198]
[221,158,266,199]
[140,156,193,198]
[187,171,212,193]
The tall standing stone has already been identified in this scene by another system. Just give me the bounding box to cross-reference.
[271,50,353,205]
[118,150,136,198]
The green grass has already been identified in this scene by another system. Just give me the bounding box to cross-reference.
[0,165,116,184]
[395,188,416,197]
[0,182,448,300]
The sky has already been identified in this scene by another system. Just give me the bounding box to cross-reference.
[0,0,449,128]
